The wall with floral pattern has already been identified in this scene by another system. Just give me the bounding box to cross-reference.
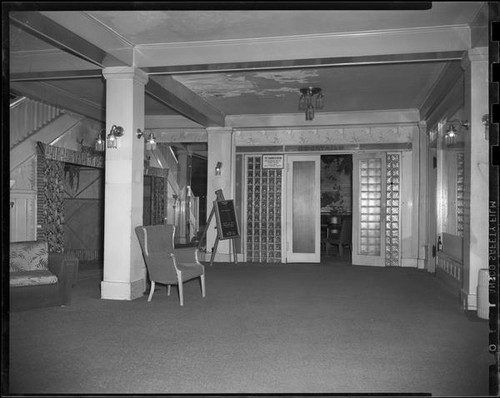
[320,155,352,215]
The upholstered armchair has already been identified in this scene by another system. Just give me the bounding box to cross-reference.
[135,224,205,306]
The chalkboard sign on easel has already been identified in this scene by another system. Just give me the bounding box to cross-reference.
[214,199,240,240]
[198,189,239,265]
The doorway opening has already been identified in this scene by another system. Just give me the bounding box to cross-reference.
[320,154,353,262]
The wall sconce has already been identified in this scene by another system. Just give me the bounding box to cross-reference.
[482,114,489,140]
[215,161,222,175]
[445,119,469,141]
[136,129,157,150]
[95,128,106,152]
[107,125,124,149]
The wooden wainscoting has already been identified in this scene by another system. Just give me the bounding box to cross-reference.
[436,233,463,297]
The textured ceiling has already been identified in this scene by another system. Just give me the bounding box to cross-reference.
[85,5,483,45]
[8,3,486,124]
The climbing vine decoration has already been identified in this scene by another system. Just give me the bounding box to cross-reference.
[40,158,65,253]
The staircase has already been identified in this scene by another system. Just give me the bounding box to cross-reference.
[10,96,64,149]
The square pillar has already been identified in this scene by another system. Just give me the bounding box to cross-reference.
[461,47,489,310]
[205,127,234,262]
[417,121,429,270]
[101,67,149,300]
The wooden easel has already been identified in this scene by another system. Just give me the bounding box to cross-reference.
[198,189,238,266]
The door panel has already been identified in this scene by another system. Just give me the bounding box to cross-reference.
[286,155,320,262]
[428,148,437,272]
[352,152,386,266]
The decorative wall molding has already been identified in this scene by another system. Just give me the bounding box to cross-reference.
[234,125,415,147]
[37,141,104,168]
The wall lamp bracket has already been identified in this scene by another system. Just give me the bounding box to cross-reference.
[137,129,157,150]
[107,125,124,149]
[445,119,469,140]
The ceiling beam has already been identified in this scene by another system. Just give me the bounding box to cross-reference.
[10,81,105,122]
[144,51,466,76]
[10,70,103,82]
[146,77,225,127]
[419,61,464,121]
[10,11,126,68]
[136,24,470,70]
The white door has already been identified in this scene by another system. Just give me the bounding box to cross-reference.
[352,152,386,266]
[285,155,321,263]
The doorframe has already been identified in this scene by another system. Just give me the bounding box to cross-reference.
[284,154,321,263]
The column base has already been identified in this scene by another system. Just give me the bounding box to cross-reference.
[460,289,477,311]
[101,278,145,300]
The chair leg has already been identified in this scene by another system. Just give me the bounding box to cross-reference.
[148,281,155,302]
[200,274,206,298]
[178,282,184,306]
[167,285,171,296]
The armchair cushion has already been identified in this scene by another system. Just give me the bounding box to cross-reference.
[10,240,49,272]
[10,270,58,287]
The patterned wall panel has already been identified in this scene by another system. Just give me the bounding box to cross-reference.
[385,153,401,267]
[456,152,465,237]
[246,156,282,263]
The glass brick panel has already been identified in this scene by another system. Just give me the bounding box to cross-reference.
[358,158,382,256]
[246,156,282,263]
[385,153,401,266]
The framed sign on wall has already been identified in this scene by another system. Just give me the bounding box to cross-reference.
[262,154,284,169]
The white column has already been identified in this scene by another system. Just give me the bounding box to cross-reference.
[101,67,148,300]
[176,150,190,244]
[461,47,489,310]
[205,127,234,262]
[417,121,429,270]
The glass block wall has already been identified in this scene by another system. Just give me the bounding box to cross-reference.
[246,156,283,263]
[359,157,383,256]
[456,152,465,237]
[385,153,401,267]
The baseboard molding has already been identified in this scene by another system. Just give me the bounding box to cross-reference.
[401,258,418,267]
[101,278,145,300]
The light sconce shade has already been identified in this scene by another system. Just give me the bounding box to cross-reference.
[107,125,124,149]
[137,129,157,150]
[299,87,323,121]
[95,128,106,152]
[215,161,222,175]
[445,119,469,142]
[482,114,489,139]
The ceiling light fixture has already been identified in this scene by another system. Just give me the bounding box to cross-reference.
[299,86,323,121]
[137,129,157,151]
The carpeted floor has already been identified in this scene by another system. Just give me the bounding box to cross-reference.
[7,258,494,395]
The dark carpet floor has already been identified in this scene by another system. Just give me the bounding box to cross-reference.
[7,258,494,395]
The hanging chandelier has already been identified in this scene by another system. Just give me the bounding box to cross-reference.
[298,86,324,121]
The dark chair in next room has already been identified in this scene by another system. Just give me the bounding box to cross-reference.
[326,216,352,257]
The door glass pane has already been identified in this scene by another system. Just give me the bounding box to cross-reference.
[292,161,315,253]
[359,158,382,255]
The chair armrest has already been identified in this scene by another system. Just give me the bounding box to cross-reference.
[174,247,199,265]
